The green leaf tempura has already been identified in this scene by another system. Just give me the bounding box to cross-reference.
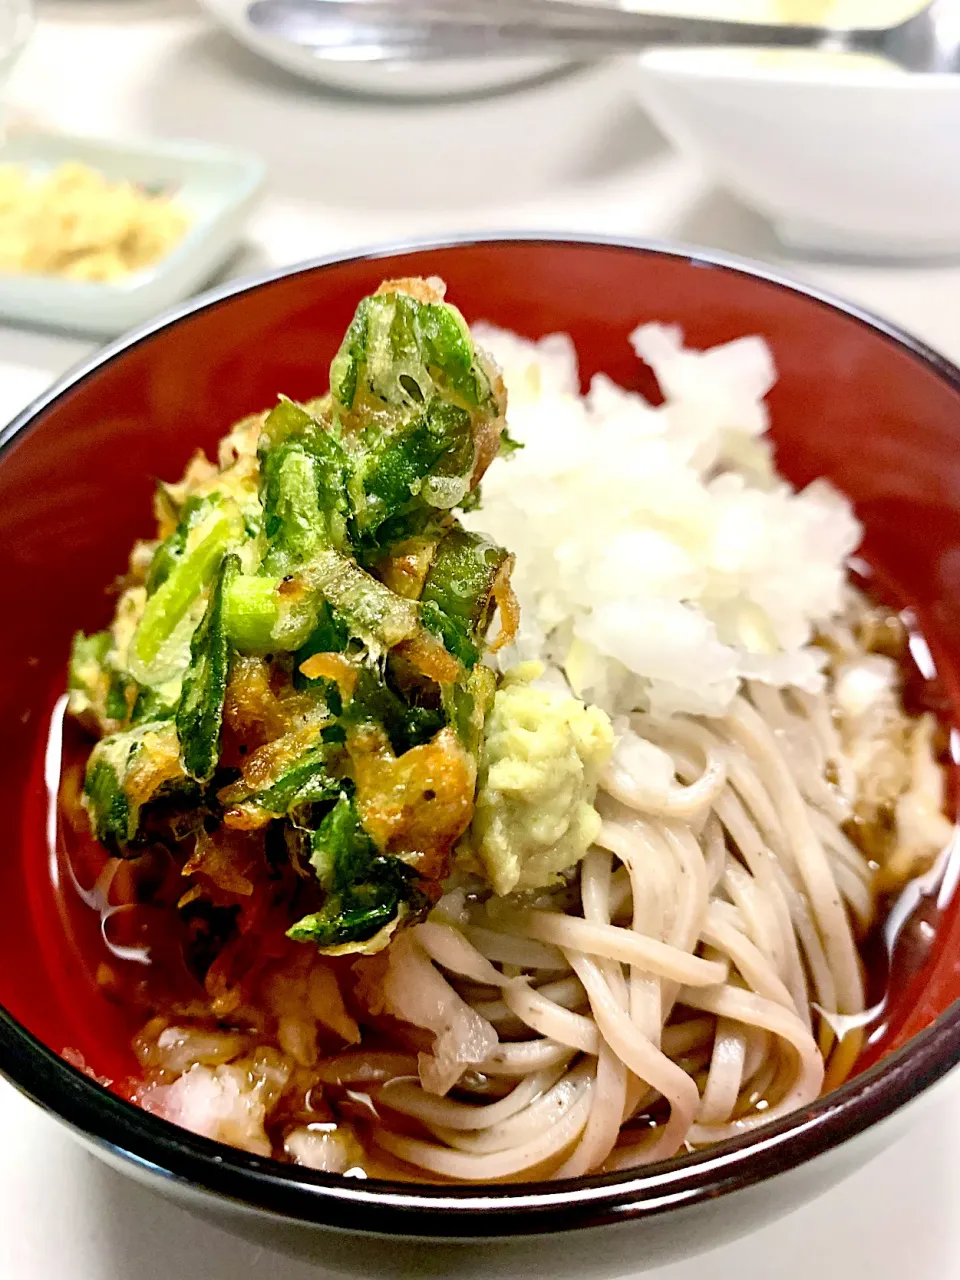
[70,276,517,955]
[287,795,420,950]
[176,553,239,783]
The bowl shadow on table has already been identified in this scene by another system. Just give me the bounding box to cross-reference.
[79,1100,957,1280]
[675,187,960,270]
[139,29,668,216]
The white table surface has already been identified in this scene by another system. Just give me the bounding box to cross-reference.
[4,5,960,1277]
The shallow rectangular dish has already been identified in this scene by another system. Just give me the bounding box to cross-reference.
[0,131,265,337]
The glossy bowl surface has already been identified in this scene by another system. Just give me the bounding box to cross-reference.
[3,236,960,1271]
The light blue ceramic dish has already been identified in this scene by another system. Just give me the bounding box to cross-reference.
[0,131,265,336]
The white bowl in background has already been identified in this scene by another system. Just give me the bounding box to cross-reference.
[631,49,960,257]
[197,0,565,99]
[0,131,265,337]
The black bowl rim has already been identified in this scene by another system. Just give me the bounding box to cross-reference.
[3,231,960,1240]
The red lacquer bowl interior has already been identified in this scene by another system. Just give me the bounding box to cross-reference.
[3,238,960,1110]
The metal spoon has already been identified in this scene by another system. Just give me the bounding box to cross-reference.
[246,0,960,72]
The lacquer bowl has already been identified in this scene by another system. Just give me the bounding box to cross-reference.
[3,236,960,1277]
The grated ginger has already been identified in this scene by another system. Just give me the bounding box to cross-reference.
[0,160,190,282]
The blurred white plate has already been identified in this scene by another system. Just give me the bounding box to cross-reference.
[631,46,960,257]
[0,131,265,337]
[197,0,567,97]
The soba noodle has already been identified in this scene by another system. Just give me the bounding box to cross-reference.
[372,671,935,1179]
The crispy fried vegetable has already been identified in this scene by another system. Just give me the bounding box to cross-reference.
[353,400,475,536]
[443,663,497,758]
[69,630,112,701]
[224,549,420,656]
[348,724,476,883]
[130,495,243,686]
[330,284,505,550]
[298,652,358,700]
[219,574,279,653]
[261,443,327,573]
[295,601,350,665]
[234,742,341,819]
[331,288,498,424]
[488,558,521,653]
[344,666,446,757]
[159,414,265,535]
[259,398,352,571]
[177,553,239,782]
[147,495,210,595]
[130,684,179,727]
[287,796,419,953]
[498,426,524,458]
[377,535,439,601]
[67,277,523,961]
[82,720,186,851]
[393,630,461,686]
[420,529,514,668]
[68,630,131,733]
[83,745,132,848]
[294,602,352,711]
[219,723,342,826]
[295,552,421,651]
[222,654,296,749]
